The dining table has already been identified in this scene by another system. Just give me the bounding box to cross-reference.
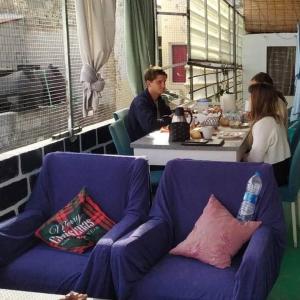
[0,289,106,300]
[131,126,250,166]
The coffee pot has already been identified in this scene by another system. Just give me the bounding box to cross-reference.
[172,107,193,124]
[169,107,193,142]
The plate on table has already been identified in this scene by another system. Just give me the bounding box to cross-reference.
[240,122,250,128]
[182,139,209,145]
[182,138,224,146]
[218,131,244,140]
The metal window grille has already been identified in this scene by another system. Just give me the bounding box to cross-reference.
[189,0,244,65]
[0,0,133,154]
[156,0,243,106]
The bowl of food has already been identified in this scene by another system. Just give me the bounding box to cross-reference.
[197,113,221,128]
[229,120,242,128]
[201,117,220,127]
[219,117,230,127]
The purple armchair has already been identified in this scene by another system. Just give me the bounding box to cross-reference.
[111,159,286,300]
[0,152,150,299]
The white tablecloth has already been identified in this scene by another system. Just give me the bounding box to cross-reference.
[0,289,105,300]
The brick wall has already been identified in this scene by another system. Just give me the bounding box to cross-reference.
[0,122,116,222]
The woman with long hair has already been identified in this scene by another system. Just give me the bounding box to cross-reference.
[251,72,288,129]
[244,82,290,186]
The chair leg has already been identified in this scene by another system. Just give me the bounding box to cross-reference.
[291,202,298,248]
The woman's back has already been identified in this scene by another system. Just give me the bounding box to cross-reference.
[247,116,290,164]
[246,116,290,186]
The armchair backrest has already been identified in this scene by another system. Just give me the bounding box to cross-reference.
[150,159,285,247]
[26,152,149,222]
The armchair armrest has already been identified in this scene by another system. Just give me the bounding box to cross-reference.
[111,218,172,300]
[0,209,44,266]
[233,225,284,300]
[74,213,145,298]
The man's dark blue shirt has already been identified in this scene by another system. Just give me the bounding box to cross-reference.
[127,89,172,142]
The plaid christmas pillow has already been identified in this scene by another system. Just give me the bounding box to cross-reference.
[35,187,115,253]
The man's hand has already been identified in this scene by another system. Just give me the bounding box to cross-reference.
[161,115,172,125]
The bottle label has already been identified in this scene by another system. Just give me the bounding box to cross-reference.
[237,201,255,221]
[243,192,257,204]
[239,202,254,215]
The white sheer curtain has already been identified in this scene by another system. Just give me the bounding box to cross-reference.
[75,0,116,117]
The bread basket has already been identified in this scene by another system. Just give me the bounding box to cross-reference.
[197,112,221,128]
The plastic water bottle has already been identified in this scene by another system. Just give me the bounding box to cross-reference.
[237,172,262,222]
[196,98,210,112]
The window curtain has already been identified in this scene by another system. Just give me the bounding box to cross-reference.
[267,47,295,96]
[125,0,155,96]
[291,24,300,122]
[75,0,116,117]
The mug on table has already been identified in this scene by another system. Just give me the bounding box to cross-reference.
[201,126,213,139]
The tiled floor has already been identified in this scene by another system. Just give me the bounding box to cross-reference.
[268,203,300,300]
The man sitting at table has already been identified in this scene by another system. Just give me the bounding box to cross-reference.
[127,66,172,142]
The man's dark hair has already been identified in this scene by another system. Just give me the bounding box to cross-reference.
[251,72,274,85]
[144,67,167,82]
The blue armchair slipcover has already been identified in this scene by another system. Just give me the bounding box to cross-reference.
[0,152,150,299]
[112,159,286,300]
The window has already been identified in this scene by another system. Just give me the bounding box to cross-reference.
[0,0,132,154]
[267,46,296,96]
[0,2,69,152]
[189,0,244,65]
[156,0,243,105]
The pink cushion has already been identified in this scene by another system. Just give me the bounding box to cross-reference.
[170,194,262,269]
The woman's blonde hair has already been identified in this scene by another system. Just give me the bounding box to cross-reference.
[248,82,280,123]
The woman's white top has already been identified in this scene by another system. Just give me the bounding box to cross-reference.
[246,116,290,164]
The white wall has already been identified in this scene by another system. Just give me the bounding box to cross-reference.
[242,33,297,107]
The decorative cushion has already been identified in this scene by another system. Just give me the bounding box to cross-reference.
[35,187,115,253]
[170,194,261,268]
